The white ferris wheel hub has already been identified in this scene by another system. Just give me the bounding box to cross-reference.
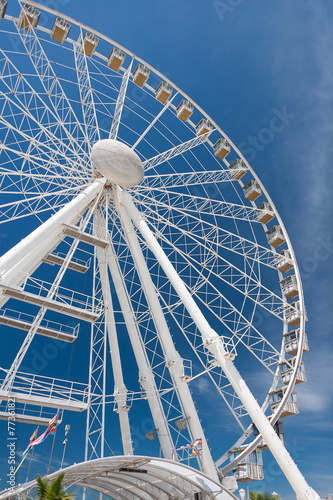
[91,139,144,187]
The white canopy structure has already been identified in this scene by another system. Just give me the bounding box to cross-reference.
[0,456,237,500]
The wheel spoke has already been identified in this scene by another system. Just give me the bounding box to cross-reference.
[0,184,87,219]
[134,189,277,269]
[143,133,211,172]
[138,184,261,223]
[142,168,237,189]
[73,30,100,146]
[0,56,89,174]
[125,192,284,371]
[13,19,90,162]
[132,91,178,150]
[109,60,133,140]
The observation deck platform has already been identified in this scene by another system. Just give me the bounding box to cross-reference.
[63,224,109,248]
[43,252,89,274]
[0,284,99,322]
[0,308,78,342]
[0,369,88,412]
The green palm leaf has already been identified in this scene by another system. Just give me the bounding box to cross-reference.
[250,491,280,500]
[35,473,74,500]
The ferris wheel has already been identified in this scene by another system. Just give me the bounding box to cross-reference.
[0,2,319,499]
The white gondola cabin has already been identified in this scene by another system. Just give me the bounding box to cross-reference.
[253,420,285,449]
[274,249,294,273]
[51,17,71,44]
[243,180,261,201]
[266,225,285,248]
[213,138,231,159]
[108,47,126,72]
[279,357,306,385]
[283,329,309,356]
[132,64,150,87]
[269,387,299,417]
[0,0,7,20]
[155,82,172,103]
[82,32,99,57]
[257,202,274,224]
[18,4,40,31]
[196,118,213,137]
[284,301,305,326]
[229,447,263,482]
[280,275,299,299]
[176,100,193,121]
[228,158,247,179]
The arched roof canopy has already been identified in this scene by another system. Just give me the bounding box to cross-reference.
[0,456,237,500]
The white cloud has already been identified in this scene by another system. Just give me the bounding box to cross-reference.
[297,384,331,413]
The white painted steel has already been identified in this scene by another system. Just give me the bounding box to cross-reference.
[121,190,319,500]
[0,456,237,500]
[131,92,178,150]
[143,134,208,172]
[91,140,144,187]
[114,187,218,481]
[105,215,175,460]
[1,200,101,397]
[0,178,105,282]
[94,209,133,455]
[73,30,100,146]
[13,10,90,161]
[109,60,133,140]
[0,3,315,495]
[122,190,231,347]
[85,250,106,462]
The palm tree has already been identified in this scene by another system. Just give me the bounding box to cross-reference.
[35,473,74,500]
[249,492,280,500]
[35,475,49,500]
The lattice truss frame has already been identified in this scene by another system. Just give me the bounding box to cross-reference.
[0,0,306,477]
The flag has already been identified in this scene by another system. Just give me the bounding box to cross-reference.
[29,428,38,443]
[171,450,175,461]
[16,427,39,475]
[22,428,38,458]
[29,411,60,448]
[190,438,202,455]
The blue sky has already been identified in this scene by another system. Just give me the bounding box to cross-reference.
[0,1,332,499]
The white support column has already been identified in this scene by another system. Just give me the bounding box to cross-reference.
[1,226,85,392]
[105,230,174,460]
[0,178,106,285]
[121,190,320,500]
[114,188,218,481]
[94,210,133,455]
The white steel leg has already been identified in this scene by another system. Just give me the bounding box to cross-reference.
[85,252,104,462]
[105,227,174,460]
[0,178,106,283]
[121,189,320,500]
[114,188,218,481]
[94,210,133,455]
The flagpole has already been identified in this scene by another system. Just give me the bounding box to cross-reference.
[15,449,30,475]
[15,412,60,479]
[26,425,38,482]
[47,423,57,475]
[60,425,71,470]
[26,445,35,482]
